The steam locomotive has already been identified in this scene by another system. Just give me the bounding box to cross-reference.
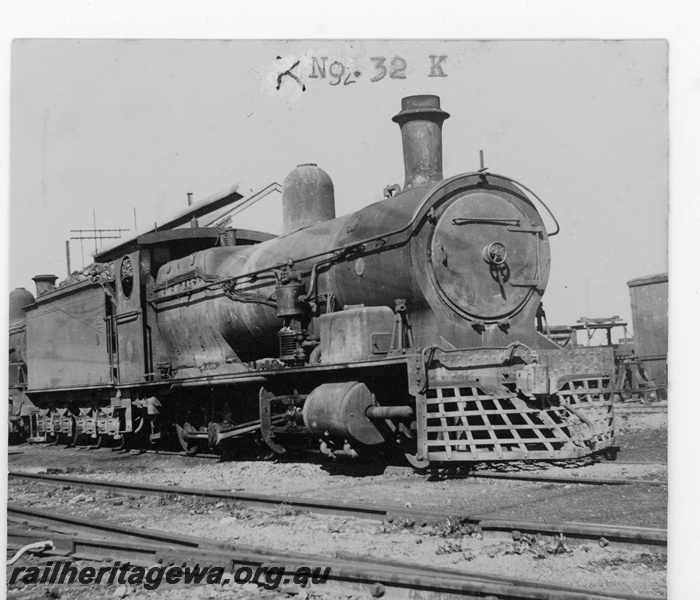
[9,95,615,467]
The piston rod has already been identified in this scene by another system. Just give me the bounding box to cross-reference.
[366,405,414,420]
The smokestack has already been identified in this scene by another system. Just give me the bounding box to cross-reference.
[32,274,58,297]
[392,95,450,191]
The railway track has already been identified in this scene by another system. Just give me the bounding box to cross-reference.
[12,443,668,486]
[615,403,667,412]
[7,503,665,600]
[9,471,667,546]
[101,451,672,470]
[600,461,667,466]
[445,470,666,487]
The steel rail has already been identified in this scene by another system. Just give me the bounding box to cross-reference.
[10,462,669,487]
[7,506,664,600]
[73,448,668,469]
[467,471,667,487]
[135,449,222,459]
[9,471,666,545]
[601,461,667,466]
[138,451,671,474]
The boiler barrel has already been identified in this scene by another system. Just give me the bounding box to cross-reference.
[212,186,427,360]
[154,185,427,364]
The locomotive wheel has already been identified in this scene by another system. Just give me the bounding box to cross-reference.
[175,423,198,456]
[132,414,148,444]
[112,434,128,452]
[66,420,79,447]
[149,416,166,446]
[218,441,242,461]
[55,432,73,447]
[206,422,240,460]
[603,446,619,461]
[388,419,430,471]
[404,452,430,472]
[207,421,221,451]
[124,416,146,450]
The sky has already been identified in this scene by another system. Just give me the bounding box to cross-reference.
[9,39,667,331]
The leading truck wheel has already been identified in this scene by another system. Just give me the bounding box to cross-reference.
[404,452,430,472]
[175,423,198,456]
[218,440,242,461]
[384,413,429,471]
[207,422,243,461]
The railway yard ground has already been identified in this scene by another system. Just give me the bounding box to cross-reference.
[6,402,668,600]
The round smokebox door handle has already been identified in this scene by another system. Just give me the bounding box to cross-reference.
[483,242,507,265]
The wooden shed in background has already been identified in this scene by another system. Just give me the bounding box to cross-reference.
[627,273,668,398]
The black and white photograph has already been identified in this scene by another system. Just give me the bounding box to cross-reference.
[4,4,697,599]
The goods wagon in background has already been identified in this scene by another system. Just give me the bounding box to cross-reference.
[627,273,668,400]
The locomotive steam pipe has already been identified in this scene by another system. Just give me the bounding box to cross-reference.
[392,94,450,191]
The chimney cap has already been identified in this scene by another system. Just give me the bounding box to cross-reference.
[392,94,450,124]
[32,274,58,283]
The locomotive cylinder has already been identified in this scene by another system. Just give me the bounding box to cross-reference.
[302,381,384,446]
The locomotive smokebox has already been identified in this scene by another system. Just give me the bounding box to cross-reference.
[32,274,58,297]
[282,163,336,235]
[392,95,450,191]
